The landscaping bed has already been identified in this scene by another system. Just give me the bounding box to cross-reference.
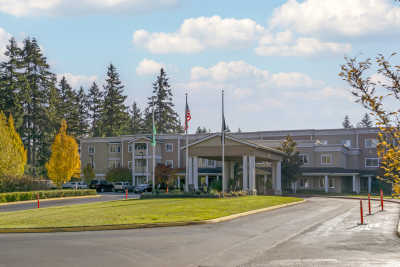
[0,189,97,204]
[0,196,302,229]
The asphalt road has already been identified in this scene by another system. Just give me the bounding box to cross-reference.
[0,197,399,267]
[0,193,139,212]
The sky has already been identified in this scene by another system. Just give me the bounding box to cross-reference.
[0,0,399,133]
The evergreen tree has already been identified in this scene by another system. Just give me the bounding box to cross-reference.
[359,113,373,128]
[129,101,144,134]
[20,38,57,167]
[87,81,103,137]
[58,76,80,136]
[342,115,353,129]
[101,64,129,137]
[279,135,303,192]
[76,86,89,137]
[196,126,208,134]
[144,68,181,133]
[0,38,23,125]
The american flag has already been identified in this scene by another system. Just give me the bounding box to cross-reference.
[184,96,191,131]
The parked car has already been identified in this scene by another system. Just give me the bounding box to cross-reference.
[62,182,78,189]
[134,184,152,193]
[91,180,114,192]
[113,182,130,192]
[77,182,88,189]
[89,180,99,189]
[62,181,88,189]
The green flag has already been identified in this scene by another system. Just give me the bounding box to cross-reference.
[152,124,156,147]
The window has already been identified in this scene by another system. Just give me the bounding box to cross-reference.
[128,161,133,169]
[299,154,309,165]
[165,160,174,168]
[135,143,147,151]
[321,154,332,165]
[329,177,335,188]
[109,144,121,153]
[365,158,379,168]
[135,159,147,168]
[207,159,216,167]
[128,144,133,152]
[365,138,378,148]
[89,155,95,168]
[315,139,328,145]
[108,160,121,169]
[88,144,95,154]
[341,139,352,148]
[165,143,173,152]
[319,177,325,188]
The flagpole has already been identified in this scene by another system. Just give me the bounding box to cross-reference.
[185,93,189,192]
[152,96,156,192]
[222,90,225,194]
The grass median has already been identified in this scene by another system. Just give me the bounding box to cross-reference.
[0,196,302,229]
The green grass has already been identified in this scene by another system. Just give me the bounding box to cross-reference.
[0,196,302,229]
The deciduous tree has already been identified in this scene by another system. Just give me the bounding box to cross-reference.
[46,120,81,187]
[278,135,303,193]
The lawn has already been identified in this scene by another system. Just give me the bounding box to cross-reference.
[0,196,302,229]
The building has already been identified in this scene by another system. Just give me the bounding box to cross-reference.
[79,127,386,194]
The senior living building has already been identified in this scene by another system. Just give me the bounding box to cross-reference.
[79,127,385,195]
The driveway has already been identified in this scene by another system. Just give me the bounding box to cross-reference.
[0,192,140,212]
[0,197,399,267]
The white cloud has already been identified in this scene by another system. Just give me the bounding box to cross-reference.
[255,31,351,57]
[0,0,179,16]
[269,0,400,37]
[57,73,97,88]
[0,27,12,61]
[136,58,165,76]
[133,16,265,54]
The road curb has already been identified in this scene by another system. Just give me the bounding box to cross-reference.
[0,199,306,233]
[0,195,100,206]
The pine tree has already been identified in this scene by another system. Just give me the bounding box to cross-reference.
[0,112,27,177]
[144,68,181,133]
[0,38,23,125]
[101,64,129,137]
[196,126,208,134]
[58,76,80,136]
[359,113,373,128]
[279,135,303,192]
[20,38,56,167]
[46,120,81,187]
[129,101,144,134]
[342,115,353,129]
[87,81,103,137]
[76,87,89,137]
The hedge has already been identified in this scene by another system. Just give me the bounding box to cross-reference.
[0,189,97,203]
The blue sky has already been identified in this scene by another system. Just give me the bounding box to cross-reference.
[1,0,399,132]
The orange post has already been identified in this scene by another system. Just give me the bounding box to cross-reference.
[125,189,128,200]
[37,193,40,208]
[368,194,371,215]
[380,189,384,211]
[360,198,364,225]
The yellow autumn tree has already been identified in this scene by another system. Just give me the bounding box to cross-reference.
[0,112,27,177]
[46,120,81,187]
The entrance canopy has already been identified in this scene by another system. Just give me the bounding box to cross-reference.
[182,133,285,194]
[183,133,285,161]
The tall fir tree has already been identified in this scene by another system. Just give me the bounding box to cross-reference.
[144,68,181,133]
[101,64,129,137]
[129,101,145,134]
[87,81,104,137]
[58,76,80,136]
[76,86,89,137]
[0,38,23,126]
[20,38,57,168]
[359,113,373,128]
[342,115,353,129]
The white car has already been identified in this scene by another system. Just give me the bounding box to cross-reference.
[113,182,130,192]
[62,182,88,189]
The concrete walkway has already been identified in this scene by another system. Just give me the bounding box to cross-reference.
[0,197,399,266]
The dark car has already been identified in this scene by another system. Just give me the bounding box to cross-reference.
[134,184,152,193]
[90,180,114,192]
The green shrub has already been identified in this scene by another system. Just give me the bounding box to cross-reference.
[0,189,96,203]
[105,168,132,182]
